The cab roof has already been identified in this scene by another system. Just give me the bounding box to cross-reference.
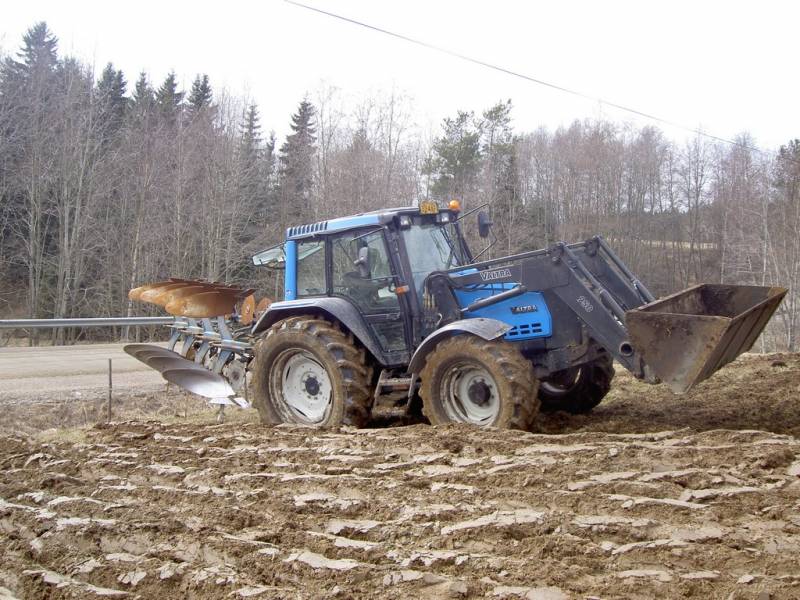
[254,204,459,267]
[286,206,432,240]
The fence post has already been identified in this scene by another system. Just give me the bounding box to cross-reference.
[107,358,113,422]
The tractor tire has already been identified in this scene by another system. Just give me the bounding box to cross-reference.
[250,316,373,427]
[538,353,615,414]
[419,335,539,430]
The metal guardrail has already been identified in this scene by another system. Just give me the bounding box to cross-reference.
[0,316,174,420]
[0,317,174,329]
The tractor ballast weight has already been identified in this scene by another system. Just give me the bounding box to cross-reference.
[124,203,786,427]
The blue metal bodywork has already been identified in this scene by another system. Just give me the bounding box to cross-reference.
[284,240,298,300]
[454,284,552,341]
[268,207,552,367]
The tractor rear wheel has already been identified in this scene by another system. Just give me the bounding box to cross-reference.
[250,316,372,427]
[419,336,538,430]
[538,353,615,414]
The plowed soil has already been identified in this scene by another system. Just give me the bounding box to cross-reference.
[0,352,799,599]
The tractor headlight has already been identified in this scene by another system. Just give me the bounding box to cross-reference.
[436,212,452,224]
[399,215,412,229]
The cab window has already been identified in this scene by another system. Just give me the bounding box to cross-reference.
[331,229,398,313]
[331,229,405,352]
[296,239,326,297]
[401,223,462,299]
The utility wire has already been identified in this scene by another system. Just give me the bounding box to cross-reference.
[285,0,796,164]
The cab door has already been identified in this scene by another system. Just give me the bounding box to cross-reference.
[329,228,410,359]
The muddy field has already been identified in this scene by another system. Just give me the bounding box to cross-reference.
[0,353,799,599]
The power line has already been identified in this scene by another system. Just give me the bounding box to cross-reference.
[285,0,795,164]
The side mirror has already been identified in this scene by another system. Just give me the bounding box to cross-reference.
[478,211,493,238]
[354,246,370,278]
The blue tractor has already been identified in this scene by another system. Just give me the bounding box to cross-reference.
[126,201,786,429]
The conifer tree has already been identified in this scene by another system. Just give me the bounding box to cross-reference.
[278,99,317,219]
[239,103,263,203]
[423,110,482,202]
[155,71,183,125]
[187,74,212,113]
[131,71,155,107]
[96,62,127,134]
[0,21,58,85]
[265,131,276,183]
[240,104,262,165]
[129,72,156,132]
[238,104,277,215]
[480,100,515,205]
[0,21,59,116]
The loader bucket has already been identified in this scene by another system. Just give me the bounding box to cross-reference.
[626,284,786,394]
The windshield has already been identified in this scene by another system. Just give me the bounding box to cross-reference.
[402,223,465,297]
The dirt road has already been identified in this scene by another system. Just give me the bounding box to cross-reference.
[0,343,164,400]
[0,352,798,599]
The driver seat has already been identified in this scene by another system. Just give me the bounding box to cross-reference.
[343,247,379,305]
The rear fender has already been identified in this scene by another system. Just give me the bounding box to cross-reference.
[408,317,512,374]
[251,297,390,366]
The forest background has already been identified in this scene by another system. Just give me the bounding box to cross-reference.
[1,24,798,349]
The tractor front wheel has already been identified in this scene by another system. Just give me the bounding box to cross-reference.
[250,317,372,427]
[419,336,539,430]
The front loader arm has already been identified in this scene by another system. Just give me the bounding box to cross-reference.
[440,236,786,393]
[443,238,653,378]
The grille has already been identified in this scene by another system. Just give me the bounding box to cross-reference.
[505,322,544,339]
[289,221,329,237]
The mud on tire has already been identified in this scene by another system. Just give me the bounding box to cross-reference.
[419,335,539,430]
[250,316,373,427]
[538,352,615,414]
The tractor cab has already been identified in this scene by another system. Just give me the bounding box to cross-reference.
[251,201,484,365]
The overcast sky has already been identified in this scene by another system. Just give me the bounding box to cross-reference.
[2,0,797,149]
